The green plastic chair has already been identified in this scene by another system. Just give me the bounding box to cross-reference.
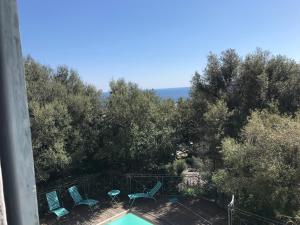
[68,185,99,207]
[46,191,69,219]
[128,181,162,206]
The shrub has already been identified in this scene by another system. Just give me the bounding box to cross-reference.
[173,159,188,175]
[213,110,300,217]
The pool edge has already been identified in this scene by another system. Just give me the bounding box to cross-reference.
[96,209,129,225]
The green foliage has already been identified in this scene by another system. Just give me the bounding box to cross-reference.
[30,100,71,182]
[184,49,300,218]
[180,187,203,197]
[165,159,188,175]
[183,50,239,169]
[203,99,233,169]
[186,48,300,166]
[174,97,193,144]
[25,57,104,182]
[213,110,300,216]
[98,80,176,171]
[172,159,188,175]
[25,60,177,181]
[188,156,203,170]
[25,48,300,219]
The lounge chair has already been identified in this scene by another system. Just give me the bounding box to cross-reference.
[46,191,69,219]
[68,185,99,207]
[128,181,162,206]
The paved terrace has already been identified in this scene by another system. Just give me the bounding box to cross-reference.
[40,196,227,225]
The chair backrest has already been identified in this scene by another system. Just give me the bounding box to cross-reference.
[149,181,162,197]
[68,186,83,204]
[46,191,60,211]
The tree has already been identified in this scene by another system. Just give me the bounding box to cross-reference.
[30,100,71,182]
[266,56,300,113]
[187,50,238,165]
[234,49,269,118]
[213,110,300,217]
[97,79,176,172]
[203,99,233,170]
[25,57,105,182]
[24,48,300,220]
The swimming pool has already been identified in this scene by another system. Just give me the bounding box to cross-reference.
[105,213,153,225]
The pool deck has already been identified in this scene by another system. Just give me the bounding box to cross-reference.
[40,197,227,225]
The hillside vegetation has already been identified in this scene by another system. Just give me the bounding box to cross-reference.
[25,48,300,218]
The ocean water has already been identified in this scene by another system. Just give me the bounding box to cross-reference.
[103,87,190,100]
[153,87,189,100]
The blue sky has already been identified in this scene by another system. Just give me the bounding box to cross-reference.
[18,0,300,91]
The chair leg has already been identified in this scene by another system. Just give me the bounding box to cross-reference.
[88,203,97,213]
[129,198,135,208]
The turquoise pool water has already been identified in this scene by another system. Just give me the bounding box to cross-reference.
[105,213,153,225]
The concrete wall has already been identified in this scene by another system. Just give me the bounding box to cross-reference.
[0,0,39,224]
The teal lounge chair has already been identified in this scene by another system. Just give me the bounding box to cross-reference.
[68,185,99,207]
[128,181,162,206]
[46,191,69,219]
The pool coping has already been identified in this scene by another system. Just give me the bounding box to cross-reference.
[96,209,129,225]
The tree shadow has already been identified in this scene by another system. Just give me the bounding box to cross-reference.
[40,195,227,225]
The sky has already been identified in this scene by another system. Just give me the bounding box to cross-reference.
[18,0,300,91]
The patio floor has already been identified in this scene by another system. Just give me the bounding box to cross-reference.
[40,196,227,225]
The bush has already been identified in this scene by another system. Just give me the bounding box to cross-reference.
[190,156,204,170]
[213,110,300,217]
[180,187,204,197]
[173,159,188,175]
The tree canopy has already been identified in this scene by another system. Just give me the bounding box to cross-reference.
[25,48,300,218]
[213,110,300,217]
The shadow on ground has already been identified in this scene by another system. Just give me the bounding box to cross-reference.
[40,195,227,225]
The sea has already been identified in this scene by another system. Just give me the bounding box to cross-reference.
[103,87,190,101]
[153,87,190,100]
